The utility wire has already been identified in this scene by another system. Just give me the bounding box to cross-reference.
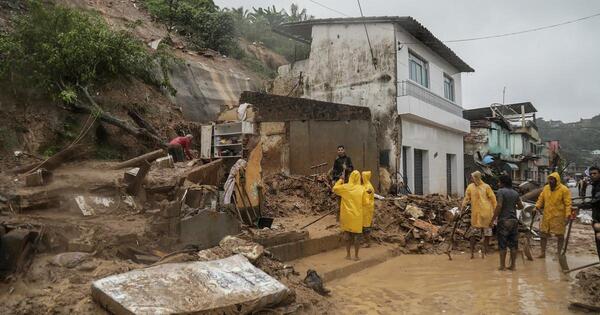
[357,0,377,69]
[308,0,351,17]
[307,0,600,44]
[444,11,600,43]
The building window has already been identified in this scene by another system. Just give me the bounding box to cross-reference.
[409,52,429,88]
[444,74,455,101]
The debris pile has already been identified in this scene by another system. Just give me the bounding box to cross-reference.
[262,173,337,217]
[571,266,600,311]
[370,194,463,253]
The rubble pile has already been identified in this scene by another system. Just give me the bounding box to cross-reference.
[370,194,463,253]
[571,266,600,311]
[262,173,337,217]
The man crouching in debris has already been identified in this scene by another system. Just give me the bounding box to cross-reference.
[491,175,524,270]
[333,170,364,261]
[577,166,600,261]
[168,134,194,162]
[534,172,572,258]
[461,171,497,259]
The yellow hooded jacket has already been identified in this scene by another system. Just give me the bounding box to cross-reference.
[333,170,365,233]
[361,171,375,228]
[462,172,497,228]
[536,172,572,235]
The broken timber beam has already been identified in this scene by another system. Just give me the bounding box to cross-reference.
[126,161,152,196]
[112,149,164,170]
[11,144,86,174]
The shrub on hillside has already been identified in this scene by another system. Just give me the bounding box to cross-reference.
[0,1,169,103]
[143,0,236,54]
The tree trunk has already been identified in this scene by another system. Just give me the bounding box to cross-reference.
[112,149,165,170]
[66,89,167,148]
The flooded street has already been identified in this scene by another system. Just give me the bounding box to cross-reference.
[329,253,598,315]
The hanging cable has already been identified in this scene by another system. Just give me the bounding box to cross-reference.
[357,0,377,69]
[307,0,600,44]
[308,0,351,17]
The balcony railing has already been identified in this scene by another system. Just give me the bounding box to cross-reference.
[398,80,463,116]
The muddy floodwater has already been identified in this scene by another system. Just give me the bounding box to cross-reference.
[329,253,597,314]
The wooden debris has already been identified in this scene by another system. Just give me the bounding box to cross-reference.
[411,219,440,236]
[112,149,164,170]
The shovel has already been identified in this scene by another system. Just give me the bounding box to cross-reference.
[446,205,469,260]
[523,211,536,261]
[559,217,574,271]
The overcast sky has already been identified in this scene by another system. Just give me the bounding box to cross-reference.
[215,0,600,122]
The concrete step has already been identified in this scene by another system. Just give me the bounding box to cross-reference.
[267,232,344,262]
[291,244,399,283]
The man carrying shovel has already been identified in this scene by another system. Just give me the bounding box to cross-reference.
[491,175,524,271]
[534,172,573,259]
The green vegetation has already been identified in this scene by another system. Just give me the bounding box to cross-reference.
[143,0,237,54]
[141,0,312,71]
[0,1,170,105]
[228,4,312,62]
[537,115,600,167]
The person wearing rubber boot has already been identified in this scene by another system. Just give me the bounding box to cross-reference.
[492,175,524,271]
[361,171,375,248]
[534,172,573,258]
[333,170,364,261]
[578,166,600,261]
[461,171,497,259]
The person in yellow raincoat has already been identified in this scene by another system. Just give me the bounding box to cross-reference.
[461,171,497,258]
[361,171,375,248]
[534,172,573,258]
[333,170,365,261]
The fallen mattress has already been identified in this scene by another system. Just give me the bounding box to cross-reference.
[91,254,291,314]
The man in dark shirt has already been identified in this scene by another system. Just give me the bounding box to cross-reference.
[332,145,354,183]
[579,166,600,260]
[492,175,524,271]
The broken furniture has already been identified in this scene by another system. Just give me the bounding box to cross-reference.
[212,121,255,159]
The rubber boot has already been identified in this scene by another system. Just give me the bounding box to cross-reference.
[539,237,547,258]
[557,236,565,257]
[508,249,518,271]
[498,250,507,270]
[483,236,490,259]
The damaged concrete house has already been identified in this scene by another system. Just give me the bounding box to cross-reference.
[273,16,473,195]
[463,102,550,184]
[211,91,379,209]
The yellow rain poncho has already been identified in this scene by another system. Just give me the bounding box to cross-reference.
[462,171,497,228]
[536,172,572,235]
[361,171,375,228]
[333,170,365,233]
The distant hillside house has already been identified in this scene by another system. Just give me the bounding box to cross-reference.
[274,16,474,196]
[592,150,600,155]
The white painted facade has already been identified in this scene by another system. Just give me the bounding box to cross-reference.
[275,18,472,195]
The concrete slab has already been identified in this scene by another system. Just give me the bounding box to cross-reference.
[291,245,398,283]
[254,230,309,248]
[92,255,291,315]
[179,210,240,249]
[268,233,343,262]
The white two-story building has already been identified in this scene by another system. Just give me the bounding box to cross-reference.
[274,17,473,195]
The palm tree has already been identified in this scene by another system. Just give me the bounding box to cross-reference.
[288,3,311,22]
